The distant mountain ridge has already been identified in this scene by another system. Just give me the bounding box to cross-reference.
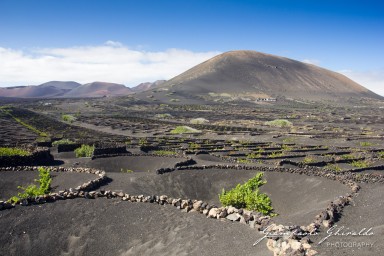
[131,80,166,93]
[0,50,382,101]
[0,80,159,98]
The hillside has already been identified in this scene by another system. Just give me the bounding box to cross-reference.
[0,81,132,98]
[0,81,81,98]
[131,80,166,93]
[140,50,381,103]
[63,82,132,98]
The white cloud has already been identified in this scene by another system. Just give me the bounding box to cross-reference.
[0,42,220,87]
[302,59,321,66]
[339,69,384,96]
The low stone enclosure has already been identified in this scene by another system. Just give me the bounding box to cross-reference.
[0,147,54,167]
[1,139,384,256]
[2,164,384,256]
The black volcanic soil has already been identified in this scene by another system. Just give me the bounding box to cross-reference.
[0,199,270,256]
[0,171,96,201]
[1,90,384,256]
[311,183,384,256]
[102,169,350,226]
[52,152,187,172]
[0,167,351,256]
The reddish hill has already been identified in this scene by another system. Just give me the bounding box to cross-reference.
[0,81,132,98]
[131,80,166,93]
[63,82,133,98]
[0,81,81,98]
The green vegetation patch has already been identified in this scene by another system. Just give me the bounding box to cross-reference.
[326,163,342,172]
[170,126,202,134]
[120,169,134,173]
[247,149,264,159]
[340,154,355,160]
[188,142,201,150]
[74,144,94,157]
[269,151,283,158]
[265,119,293,128]
[302,156,315,164]
[0,108,48,137]
[351,160,370,168]
[8,167,51,204]
[190,118,209,124]
[153,150,178,156]
[237,158,252,164]
[0,147,31,157]
[52,138,76,146]
[62,114,76,123]
[155,113,173,119]
[359,141,374,147]
[219,172,275,216]
[139,138,148,146]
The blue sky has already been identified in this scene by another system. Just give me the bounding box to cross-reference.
[0,0,383,95]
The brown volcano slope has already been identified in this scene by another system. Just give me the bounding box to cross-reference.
[151,50,381,102]
[0,81,81,98]
[63,82,133,97]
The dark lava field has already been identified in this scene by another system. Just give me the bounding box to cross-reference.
[1,96,383,256]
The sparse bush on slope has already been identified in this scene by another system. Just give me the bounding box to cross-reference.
[265,119,292,128]
[170,126,201,134]
[190,118,209,124]
[0,147,30,157]
[219,172,275,216]
[52,138,75,146]
[8,167,51,204]
[75,144,94,157]
[62,114,76,123]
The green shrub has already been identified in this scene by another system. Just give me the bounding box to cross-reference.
[281,144,292,151]
[35,136,51,143]
[340,154,355,160]
[269,151,283,158]
[247,149,264,159]
[302,156,315,164]
[219,172,275,215]
[120,168,134,173]
[52,138,75,146]
[326,163,342,172]
[360,141,373,147]
[0,147,30,157]
[265,119,293,128]
[188,142,201,150]
[190,118,209,124]
[62,114,76,123]
[379,151,384,159]
[9,167,51,203]
[139,138,148,146]
[351,160,369,168]
[170,126,201,134]
[153,150,178,156]
[74,144,94,157]
[237,158,252,164]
